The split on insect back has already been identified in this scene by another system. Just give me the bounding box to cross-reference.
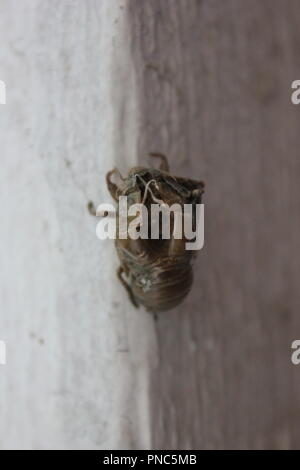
[88,153,205,313]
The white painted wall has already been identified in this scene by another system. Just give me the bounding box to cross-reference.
[0,0,157,449]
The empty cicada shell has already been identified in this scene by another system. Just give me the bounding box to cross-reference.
[101,153,204,313]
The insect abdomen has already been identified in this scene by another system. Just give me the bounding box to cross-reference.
[131,260,193,312]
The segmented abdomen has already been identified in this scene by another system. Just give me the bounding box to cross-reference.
[131,258,193,312]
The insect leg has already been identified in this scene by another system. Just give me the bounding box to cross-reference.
[87,201,97,216]
[149,153,170,172]
[87,201,115,217]
[106,168,123,201]
[117,265,139,308]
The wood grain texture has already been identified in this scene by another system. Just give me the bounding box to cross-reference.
[130,0,300,449]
